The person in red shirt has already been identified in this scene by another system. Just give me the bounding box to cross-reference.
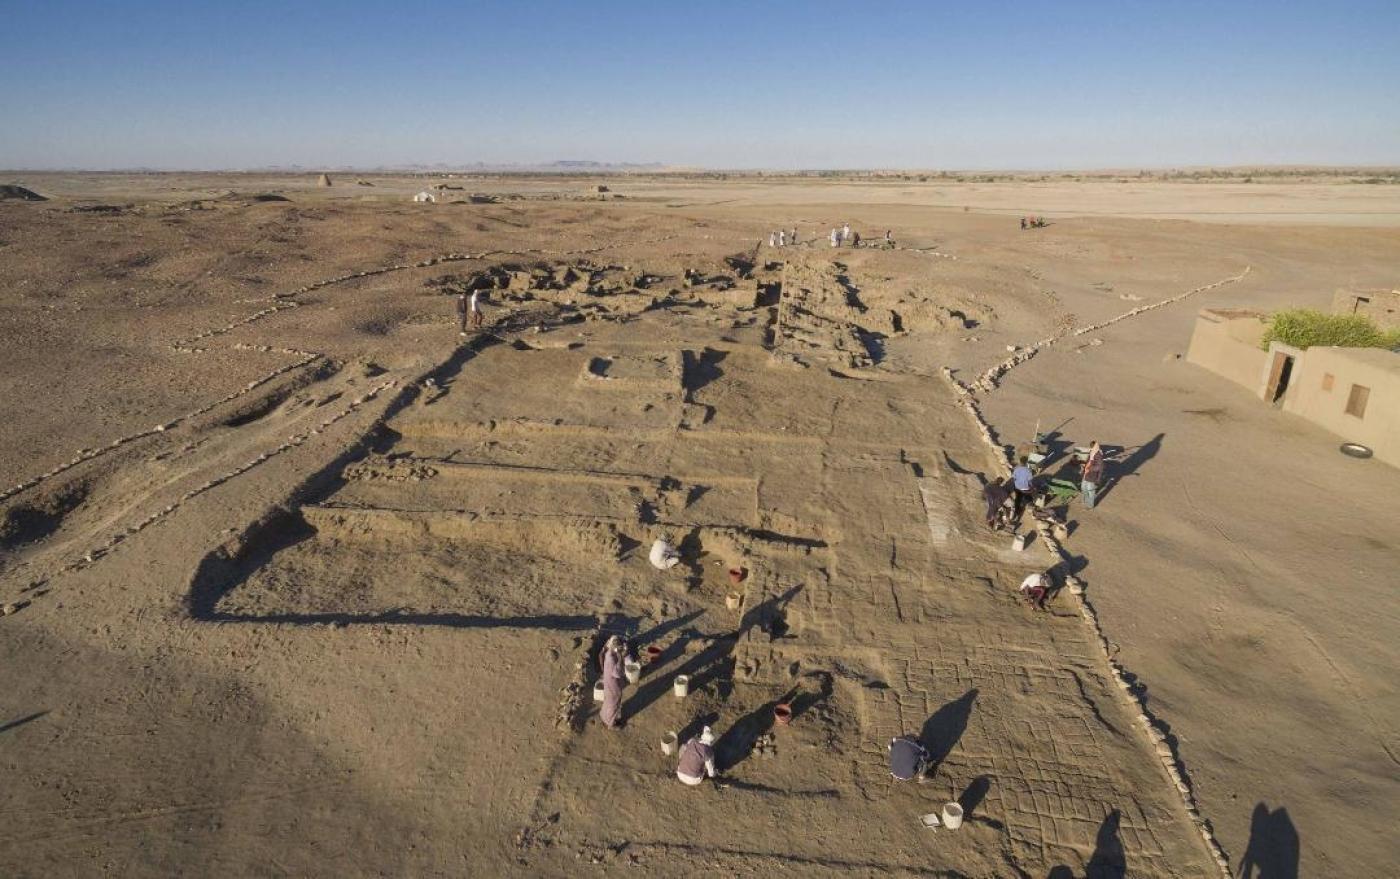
[599,635,627,730]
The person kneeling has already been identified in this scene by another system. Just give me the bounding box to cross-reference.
[1020,570,1052,610]
[676,726,719,786]
[888,734,930,782]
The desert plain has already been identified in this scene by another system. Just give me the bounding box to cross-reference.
[1,172,1397,877]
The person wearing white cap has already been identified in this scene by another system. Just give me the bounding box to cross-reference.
[676,726,718,785]
[599,635,628,729]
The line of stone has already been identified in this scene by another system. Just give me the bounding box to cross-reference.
[7,230,685,505]
[0,350,324,506]
[904,246,959,260]
[8,234,682,506]
[940,367,1234,877]
[13,379,397,594]
[970,267,1252,393]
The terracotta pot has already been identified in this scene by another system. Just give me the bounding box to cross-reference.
[774,703,793,725]
[728,567,746,585]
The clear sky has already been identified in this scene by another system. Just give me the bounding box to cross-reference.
[2,0,1397,170]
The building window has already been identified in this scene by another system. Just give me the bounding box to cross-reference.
[1345,384,1370,419]
[1322,373,1334,391]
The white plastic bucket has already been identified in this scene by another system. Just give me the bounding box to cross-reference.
[673,675,690,699]
[725,592,742,611]
[624,661,641,684]
[942,802,964,830]
[661,732,678,755]
[593,680,605,702]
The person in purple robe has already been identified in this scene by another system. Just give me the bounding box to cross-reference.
[599,635,628,729]
[676,726,718,786]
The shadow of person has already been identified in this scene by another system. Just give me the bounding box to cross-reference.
[677,711,719,747]
[958,775,991,818]
[633,610,704,650]
[0,711,48,735]
[714,688,795,772]
[1086,809,1126,878]
[1038,430,1075,469]
[1098,432,1164,504]
[940,451,980,481]
[682,347,728,398]
[738,583,803,643]
[790,671,833,720]
[1238,802,1300,879]
[920,688,978,768]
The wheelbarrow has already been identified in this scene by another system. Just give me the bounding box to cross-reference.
[1043,477,1080,505]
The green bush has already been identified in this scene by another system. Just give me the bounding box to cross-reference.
[1261,308,1400,350]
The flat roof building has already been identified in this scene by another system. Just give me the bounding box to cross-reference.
[1188,308,1399,467]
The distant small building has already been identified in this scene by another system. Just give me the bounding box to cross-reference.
[1188,307,1399,466]
[1332,287,1400,329]
[412,191,436,203]
[317,173,333,187]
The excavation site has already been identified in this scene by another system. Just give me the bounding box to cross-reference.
[2,173,1397,877]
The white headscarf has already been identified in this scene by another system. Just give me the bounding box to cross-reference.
[700,725,716,745]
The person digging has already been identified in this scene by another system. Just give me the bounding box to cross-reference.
[1019,570,1052,611]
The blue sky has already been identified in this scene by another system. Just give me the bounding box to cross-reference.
[1,1,1397,169]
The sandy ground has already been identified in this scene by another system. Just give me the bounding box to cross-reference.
[0,174,1397,877]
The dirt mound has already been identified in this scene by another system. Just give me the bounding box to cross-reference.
[0,184,46,201]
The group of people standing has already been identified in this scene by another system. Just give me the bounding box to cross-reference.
[829,225,895,248]
[597,635,719,787]
[766,224,896,249]
[767,228,798,247]
[829,224,855,247]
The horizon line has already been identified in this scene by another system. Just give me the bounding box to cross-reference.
[6,163,1400,176]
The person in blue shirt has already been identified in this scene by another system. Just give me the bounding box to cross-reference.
[1011,456,1035,520]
